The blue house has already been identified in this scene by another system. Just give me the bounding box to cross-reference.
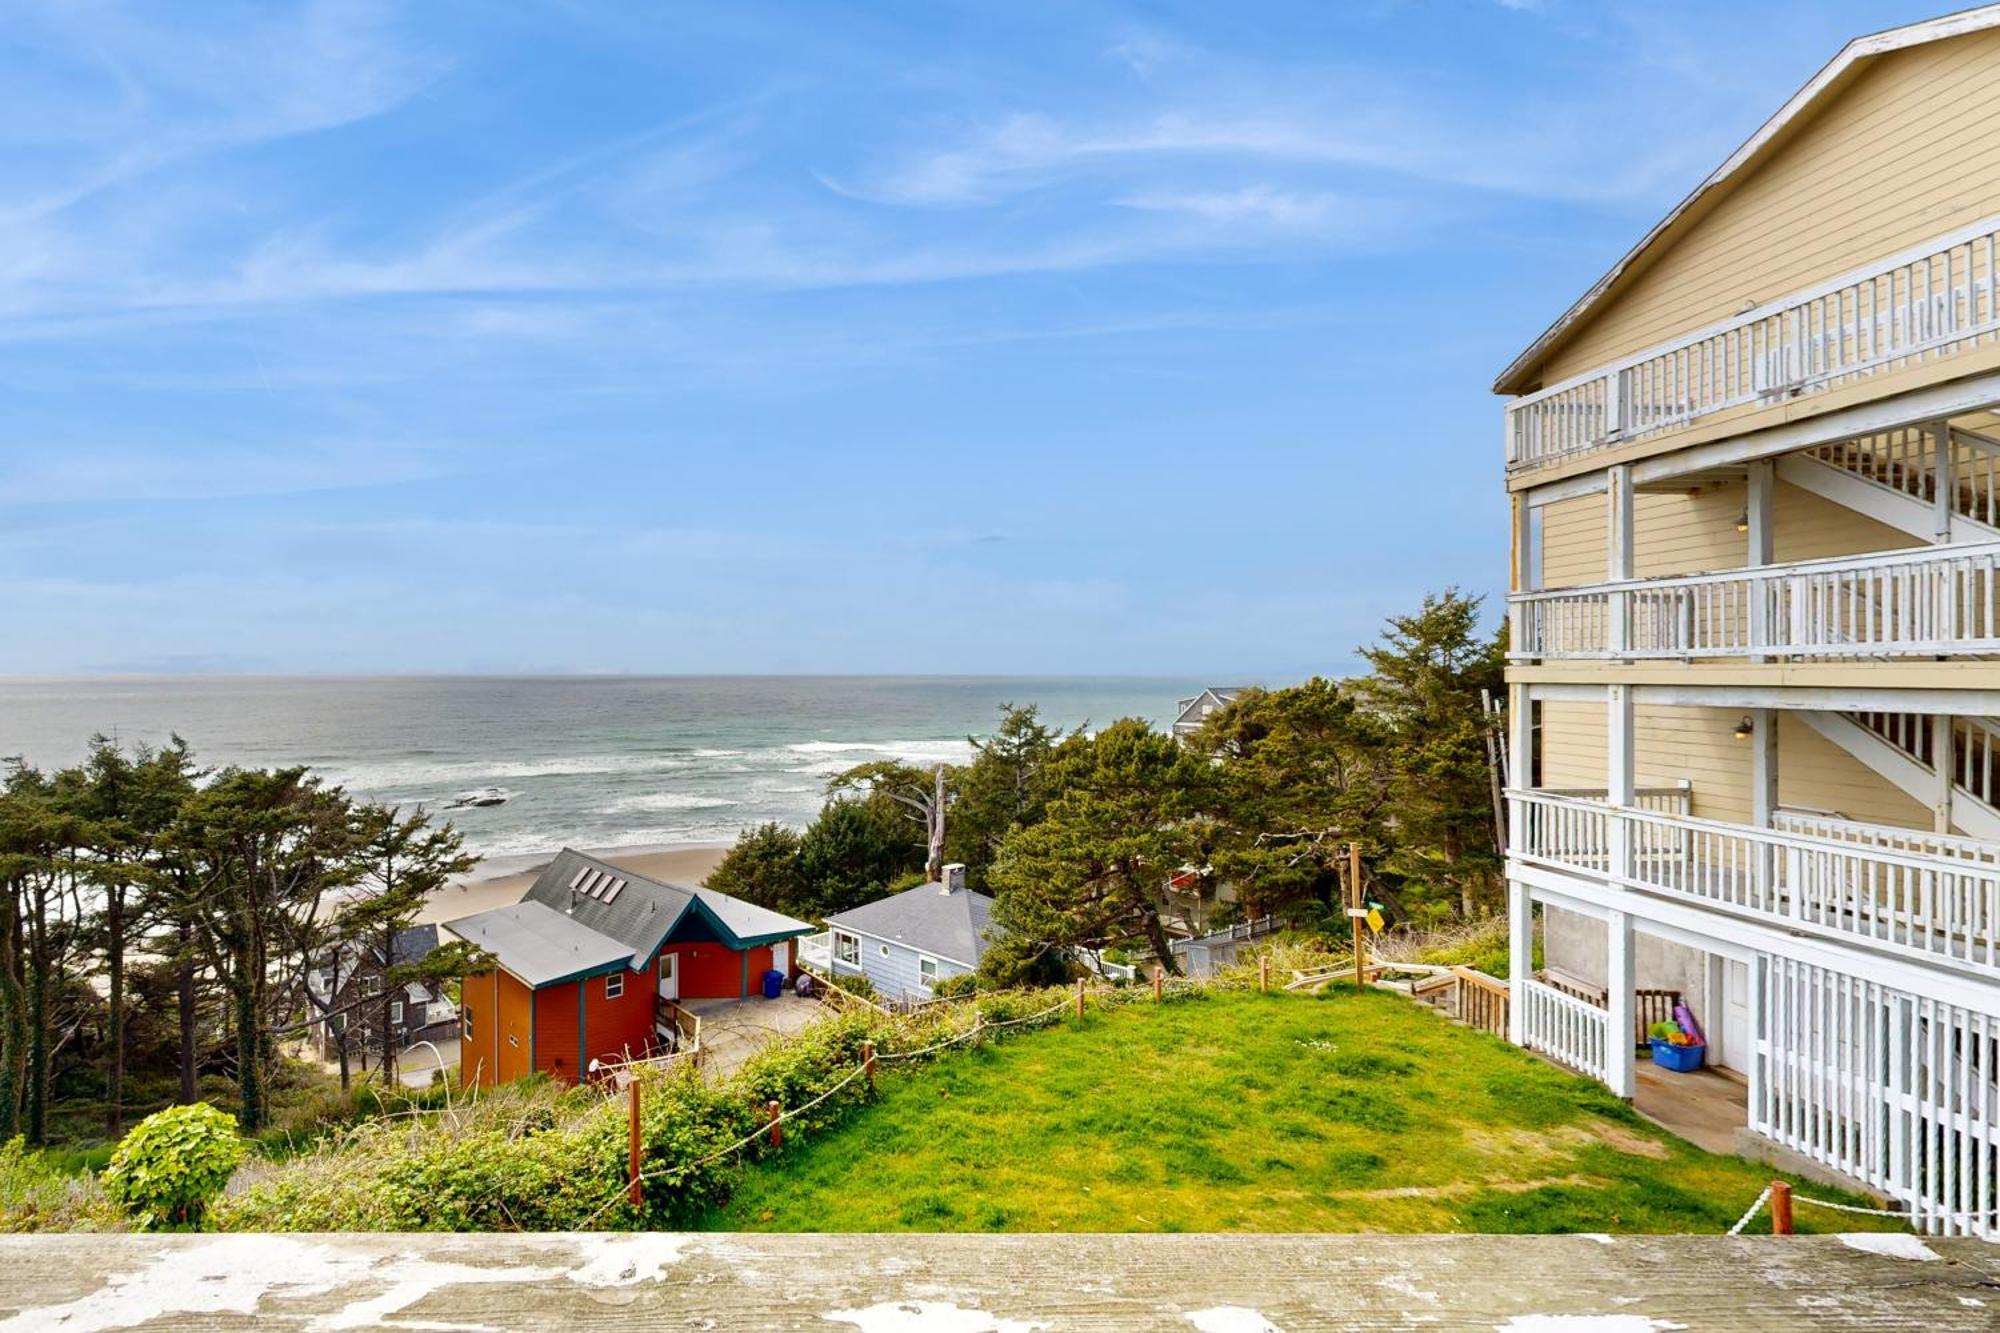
[821,863,994,1001]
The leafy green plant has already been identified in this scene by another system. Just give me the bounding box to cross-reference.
[101,1103,246,1229]
[1648,1019,1681,1042]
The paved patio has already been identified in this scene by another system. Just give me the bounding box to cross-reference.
[1633,1058,1748,1156]
[685,992,831,1078]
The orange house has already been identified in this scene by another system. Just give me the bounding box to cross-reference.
[444,848,814,1087]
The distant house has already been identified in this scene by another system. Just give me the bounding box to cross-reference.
[306,923,459,1067]
[443,848,815,1087]
[1170,915,1281,978]
[1172,687,1243,739]
[817,863,994,1001]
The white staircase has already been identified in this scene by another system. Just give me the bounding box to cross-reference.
[1797,710,2000,842]
[1777,425,2000,542]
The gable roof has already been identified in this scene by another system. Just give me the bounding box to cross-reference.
[1174,688,1243,728]
[443,848,815,988]
[825,879,997,967]
[390,923,440,967]
[443,900,634,988]
[1494,4,2000,395]
[522,847,813,960]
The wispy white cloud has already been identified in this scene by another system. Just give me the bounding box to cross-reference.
[0,438,456,503]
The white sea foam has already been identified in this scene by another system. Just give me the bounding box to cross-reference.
[323,753,695,791]
[604,792,742,814]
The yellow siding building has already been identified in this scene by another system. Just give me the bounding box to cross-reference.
[1497,7,2000,1238]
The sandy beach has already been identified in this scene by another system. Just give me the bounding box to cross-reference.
[414,842,734,925]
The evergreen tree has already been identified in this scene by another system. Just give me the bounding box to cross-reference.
[985,719,1213,981]
[707,822,807,916]
[1351,589,1506,920]
[1194,678,1395,926]
[944,703,1069,888]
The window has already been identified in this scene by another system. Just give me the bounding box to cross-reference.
[605,973,625,1000]
[879,944,891,958]
[360,975,383,996]
[389,1000,404,1026]
[918,956,939,984]
[463,1009,473,1038]
[835,932,860,965]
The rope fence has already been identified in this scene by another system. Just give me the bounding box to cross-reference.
[1724,1178,2000,1235]
[579,991,1078,1226]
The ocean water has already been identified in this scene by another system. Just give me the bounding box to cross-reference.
[0,676,1201,861]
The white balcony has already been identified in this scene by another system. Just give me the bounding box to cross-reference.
[1511,789,2000,977]
[1510,541,2000,661]
[1506,213,2000,471]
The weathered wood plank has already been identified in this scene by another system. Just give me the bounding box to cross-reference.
[0,1232,1994,1331]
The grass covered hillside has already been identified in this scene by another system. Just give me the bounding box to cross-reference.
[709,988,1896,1235]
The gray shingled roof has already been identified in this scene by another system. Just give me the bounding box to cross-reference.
[442,901,633,987]
[825,881,996,967]
[445,848,815,987]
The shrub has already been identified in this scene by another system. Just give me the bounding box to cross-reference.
[101,1103,246,1230]
[0,1137,123,1233]
[929,972,978,999]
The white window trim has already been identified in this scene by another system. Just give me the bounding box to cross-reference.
[388,1000,405,1025]
[605,973,626,1000]
[834,931,861,965]
[917,955,939,983]
[879,943,891,958]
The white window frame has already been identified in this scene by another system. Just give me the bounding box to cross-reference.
[835,932,860,965]
[388,999,404,1026]
[918,955,939,985]
[360,975,383,996]
[879,943,891,958]
[605,973,625,1000]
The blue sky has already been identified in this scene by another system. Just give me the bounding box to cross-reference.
[0,0,1952,676]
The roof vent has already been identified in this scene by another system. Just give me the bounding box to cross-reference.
[940,863,967,894]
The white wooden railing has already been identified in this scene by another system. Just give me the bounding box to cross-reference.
[1512,790,2000,975]
[1507,214,2000,470]
[1775,809,2000,869]
[1809,426,2000,532]
[1510,541,2000,660]
[1516,977,1609,1080]
[797,930,831,970]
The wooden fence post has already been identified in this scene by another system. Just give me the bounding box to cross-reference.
[767,1100,783,1147]
[627,1078,642,1208]
[1259,955,1269,993]
[1770,1180,1793,1235]
[1349,841,1366,991]
[1075,978,1086,1020]
[1153,965,1164,1002]
[863,1041,876,1093]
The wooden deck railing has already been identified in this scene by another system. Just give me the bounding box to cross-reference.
[1507,212,2000,470]
[1509,541,2000,662]
[655,995,701,1054]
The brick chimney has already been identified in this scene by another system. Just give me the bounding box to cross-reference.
[940,863,967,894]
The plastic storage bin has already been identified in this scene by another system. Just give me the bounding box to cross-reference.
[1649,1037,1706,1072]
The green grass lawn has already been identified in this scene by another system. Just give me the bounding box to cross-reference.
[707,988,1903,1235]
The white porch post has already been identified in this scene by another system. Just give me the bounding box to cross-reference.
[1508,879,1532,1047]
[1506,682,1534,1048]
[1607,684,1635,881]
[1934,713,1955,834]
[1605,910,1636,1099]
[1604,681,1637,1099]
[1751,707,1778,902]
[1607,465,1633,658]
[1933,420,1955,545]
[1747,459,1774,660]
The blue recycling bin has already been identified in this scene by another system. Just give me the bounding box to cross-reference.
[762,968,785,999]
